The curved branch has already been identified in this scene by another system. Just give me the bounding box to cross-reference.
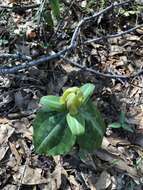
[0,47,72,74]
[0,0,140,80]
[62,56,143,80]
[84,24,143,44]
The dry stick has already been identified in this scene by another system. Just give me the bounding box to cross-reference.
[70,0,132,46]
[63,24,143,79]
[61,57,129,79]
[61,56,143,80]
[84,24,143,44]
[0,4,40,11]
[0,53,32,61]
[2,23,141,63]
[0,0,139,77]
[0,47,71,74]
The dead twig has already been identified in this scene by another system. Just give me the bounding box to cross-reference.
[84,24,143,44]
[61,56,143,80]
[70,0,133,47]
[0,4,40,11]
[0,47,72,74]
[0,53,32,61]
[61,57,128,79]
[0,0,142,80]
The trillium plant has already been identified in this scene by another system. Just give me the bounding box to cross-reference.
[33,83,106,156]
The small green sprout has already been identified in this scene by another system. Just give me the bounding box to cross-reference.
[108,111,134,132]
[33,83,106,156]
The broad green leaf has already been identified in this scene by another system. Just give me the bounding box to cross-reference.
[40,95,65,112]
[66,113,85,135]
[33,111,67,155]
[49,0,60,18]
[77,119,103,151]
[48,127,76,155]
[80,83,95,104]
[80,101,106,137]
[108,122,121,129]
[78,101,105,151]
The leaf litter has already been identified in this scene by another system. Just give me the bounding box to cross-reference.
[0,0,143,189]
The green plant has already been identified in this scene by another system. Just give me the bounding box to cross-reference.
[35,0,60,26]
[49,0,60,18]
[33,83,106,156]
[108,111,134,132]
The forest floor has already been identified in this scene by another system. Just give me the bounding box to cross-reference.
[0,0,143,189]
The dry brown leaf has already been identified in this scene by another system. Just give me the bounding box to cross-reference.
[13,120,32,140]
[135,134,143,148]
[95,171,111,190]
[14,91,25,111]
[3,184,17,190]
[8,0,20,3]
[68,175,81,190]
[0,145,9,161]
[61,63,79,73]
[51,156,67,189]
[105,137,130,147]
[26,29,37,40]
[0,117,9,124]
[95,149,138,178]
[9,142,21,164]
[109,45,124,56]
[0,124,14,161]
[13,165,49,185]
[85,174,97,190]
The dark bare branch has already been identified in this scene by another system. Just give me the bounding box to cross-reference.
[0,47,72,74]
[70,0,132,46]
[0,53,32,61]
[0,4,40,11]
[0,0,141,80]
[84,24,143,44]
[61,56,143,80]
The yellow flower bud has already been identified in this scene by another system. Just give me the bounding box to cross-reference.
[60,87,84,115]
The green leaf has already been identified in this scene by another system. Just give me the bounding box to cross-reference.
[78,101,105,151]
[80,83,95,104]
[119,111,133,132]
[122,124,134,133]
[40,95,65,112]
[48,127,76,155]
[33,111,67,155]
[119,111,126,125]
[108,122,121,129]
[66,113,85,135]
[80,101,106,136]
[43,10,54,27]
[49,0,60,18]
[77,119,103,151]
